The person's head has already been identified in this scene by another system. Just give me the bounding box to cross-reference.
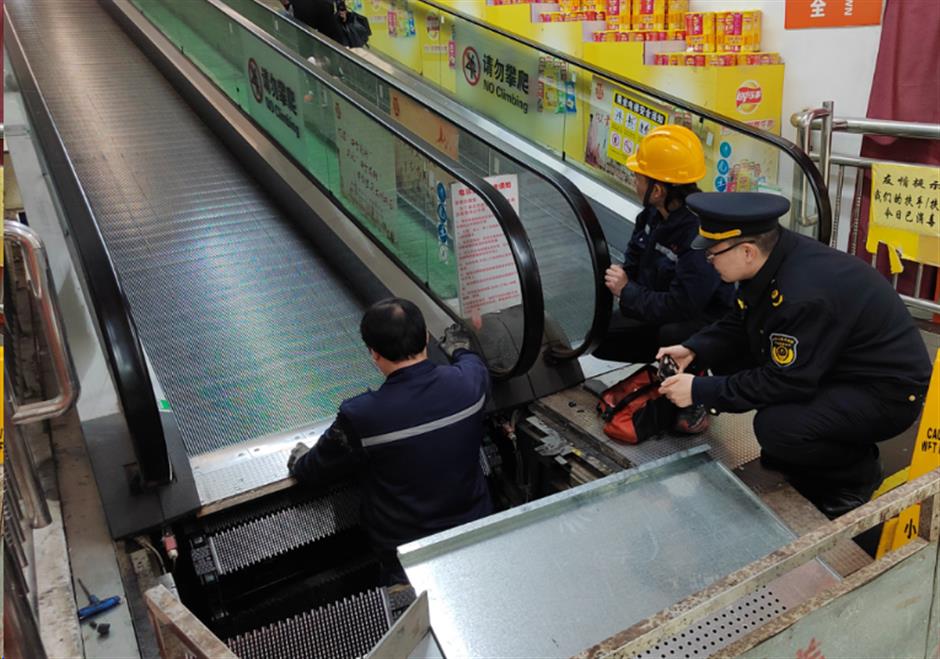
[702,228,780,282]
[336,0,348,21]
[687,192,790,283]
[360,298,428,374]
[634,176,701,214]
[626,125,706,216]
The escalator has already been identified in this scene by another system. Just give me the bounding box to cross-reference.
[225,0,831,252]
[4,0,608,536]
[4,1,852,656]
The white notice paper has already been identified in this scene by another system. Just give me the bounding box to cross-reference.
[451,175,523,317]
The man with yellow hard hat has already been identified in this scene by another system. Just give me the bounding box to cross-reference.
[597,124,733,433]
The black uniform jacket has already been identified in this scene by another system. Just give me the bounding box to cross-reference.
[685,228,932,412]
[291,350,493,552]
[620,205,733,324]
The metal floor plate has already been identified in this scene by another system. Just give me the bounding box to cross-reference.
[7,0,381,457]
[400,449,797,658]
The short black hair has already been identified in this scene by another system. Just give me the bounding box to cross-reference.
[751,226,781,254]
[360,298,427,362]
[647,178,701,209]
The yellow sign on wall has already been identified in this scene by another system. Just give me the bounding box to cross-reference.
[867,162,940,272]
[606,88,669,165]
[871,163,940,238]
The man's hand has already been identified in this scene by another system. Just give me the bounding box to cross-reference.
[656,344,696,373]
[440,323,474,359]
[604,265,629,297]
[660,373,695,408]
[287,442,310,474]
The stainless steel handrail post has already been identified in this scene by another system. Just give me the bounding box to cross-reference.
[4,219,80,423]
[809,116,940,140]
[4,398,52,529]
[792,105,833,228]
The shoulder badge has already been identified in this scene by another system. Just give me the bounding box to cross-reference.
[769,333,798,367]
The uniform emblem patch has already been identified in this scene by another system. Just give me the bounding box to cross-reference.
[770,333,798,367]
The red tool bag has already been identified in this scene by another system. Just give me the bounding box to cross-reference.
[596,365,677,444]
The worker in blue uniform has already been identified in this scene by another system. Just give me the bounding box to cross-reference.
[596,125,733,433]
[287,298,493,584]
[659,192,932,517]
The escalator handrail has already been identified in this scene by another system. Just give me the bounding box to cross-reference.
[4,11,173,485]
[148,0,546,379]
[235,0,612,358]
[388,0,833,245]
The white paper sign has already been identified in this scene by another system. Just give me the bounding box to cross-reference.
[451,174,523,317]
[334,98,398,243]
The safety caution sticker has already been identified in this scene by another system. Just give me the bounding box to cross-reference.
[877,352,940,558]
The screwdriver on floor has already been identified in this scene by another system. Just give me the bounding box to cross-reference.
[77,579,122,622]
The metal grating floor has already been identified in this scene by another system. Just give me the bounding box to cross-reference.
[634,587,787,659]
[7,0,381,456]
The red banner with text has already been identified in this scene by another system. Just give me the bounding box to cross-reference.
[785,0,882,29]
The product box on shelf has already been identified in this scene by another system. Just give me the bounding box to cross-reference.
[715,10,761,52]
[684,11,715,52]
[737,51,781,65]
[666,0,688,30]
[653,50,781,66]
[706,52,738,66]
[632,0,665,30]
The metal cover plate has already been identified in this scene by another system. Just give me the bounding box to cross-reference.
[399,449,796,658]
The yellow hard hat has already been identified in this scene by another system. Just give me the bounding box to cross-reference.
[625,125,706,184]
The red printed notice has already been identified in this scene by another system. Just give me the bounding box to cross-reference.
[451,175,522,317]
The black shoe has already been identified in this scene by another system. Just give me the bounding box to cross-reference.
[811,465,885,520]
[815,488,874,519]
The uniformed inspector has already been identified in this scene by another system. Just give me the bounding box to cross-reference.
[658,192,932,518]
[287,298,493,584]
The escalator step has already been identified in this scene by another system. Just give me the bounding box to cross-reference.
[225,587,391,658]
[208,486,360,575]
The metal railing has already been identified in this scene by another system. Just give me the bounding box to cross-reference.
[4,220,80,424]
[791,103,940,316]
[3,217,80,659]
[3,219,80,533]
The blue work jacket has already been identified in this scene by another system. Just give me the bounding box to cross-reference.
[291,350,493,552]
[620,205,733,323]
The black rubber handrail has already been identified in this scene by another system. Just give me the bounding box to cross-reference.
[5,11,173,485]
[229,0,612,358]
[381,0,833,244]
[194,0,546,377]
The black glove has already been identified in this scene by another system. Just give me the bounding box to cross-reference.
[287,442,310,475]
[440,323,474,359]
